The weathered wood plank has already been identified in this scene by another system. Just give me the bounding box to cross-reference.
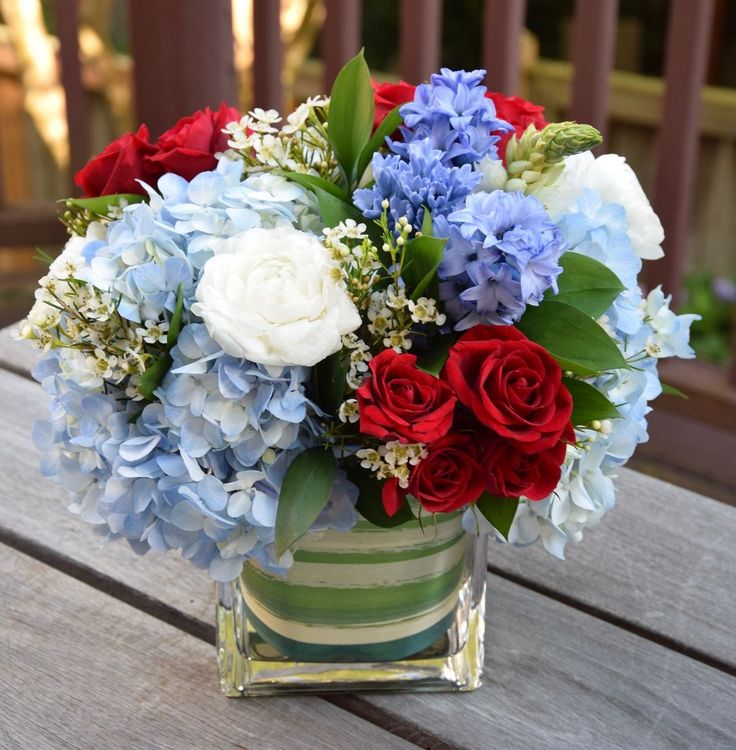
[367,574,736,750]
[0,326,37,377]
[0,544,417,750]
[0,367,735,749]
[1,333,733,667]
[489,467,736,670]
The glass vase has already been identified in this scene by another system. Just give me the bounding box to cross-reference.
[216,512,487,696]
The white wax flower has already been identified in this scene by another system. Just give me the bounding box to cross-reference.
[540,151,665,260]
[193,226,361,367]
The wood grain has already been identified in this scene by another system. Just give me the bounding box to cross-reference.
[367,574,736,750]
[0,367,734,748]
[0,544,417,750]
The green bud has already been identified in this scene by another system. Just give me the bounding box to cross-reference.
[540,121,603,161]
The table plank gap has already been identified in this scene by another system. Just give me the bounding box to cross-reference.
[0,522,215,643]
[486,560,736,678]
[0,543,421,750]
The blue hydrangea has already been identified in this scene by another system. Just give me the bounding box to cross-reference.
[395,68,511,166]
[436,190,566,328]
[476,187,698,560]
[30,156,360,581]
[353,138,480,232]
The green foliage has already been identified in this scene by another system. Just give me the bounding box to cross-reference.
[517,300,629,376]
[476,494,519,541]
[65,193,145,214]
[563,377,620,425]
[138,285,184,401]
[138,355,172,401]
[328,50,374,191]
[349,467,415,527]
[416,334,456,377]
[401,234,446,300]
[273,170,350,202]
[660,383,688,400]
[312,186,367,228]
[275,448,337,556]
[356,105,403,184]
[311,350,349,416]
[549,252,625,318]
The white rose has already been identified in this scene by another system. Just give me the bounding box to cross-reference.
[192,226,361,367]
[540,151,665,260]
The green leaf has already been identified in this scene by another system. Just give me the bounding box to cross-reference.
[272,170,349,202]
[355,105,403,184]
[311,350,349,416]
[476,493,519,541]
[401,234,446,300]
[421,207,434,237]
[66,193,145,214]
[348,467,415,527]
[275,449,337,556]
[517,300,629,376]
[563,377,620,425]
[548,252,625,317]
[167,285,184,347]
[328,49,374,189]
[416,334,456,377]
[312,186,367,228]
[661,382,688,399]
[138,354,172,401]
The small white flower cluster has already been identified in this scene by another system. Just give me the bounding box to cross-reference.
[342,333,372,389]
[356,441,428,489]
[322,220,382,307]
[366,288,445,353]
[223,98,338,181]
[15,237,153,394]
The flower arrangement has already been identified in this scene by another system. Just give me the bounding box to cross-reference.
[17,53,698,582]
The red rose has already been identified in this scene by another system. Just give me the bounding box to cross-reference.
[382,433,485,515]
[146,103,240,181]
[75,124,159,197]
[486,92,547,158]
[443,325,572,453]
[479,425,573,501]
[372,80,416,130]
[357,349,456,444]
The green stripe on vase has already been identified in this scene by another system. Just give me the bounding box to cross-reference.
[240,512,469,661]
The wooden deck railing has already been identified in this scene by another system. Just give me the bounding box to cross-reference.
[0,0,729,388]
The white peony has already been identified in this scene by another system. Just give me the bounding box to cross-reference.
[540,151,665,260]
[192,226,361,367]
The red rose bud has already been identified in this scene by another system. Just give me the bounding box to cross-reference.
[357,349,457,445]
[370,81,545,161]
[371,80,416,131]
[146,102,241,181]
[479,425,573,501]
[407,433,486,514]
[443,325,573,453]
[486,92,547,159]
[74,124,159,197]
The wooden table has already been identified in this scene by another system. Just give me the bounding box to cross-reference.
[1,325,734,750]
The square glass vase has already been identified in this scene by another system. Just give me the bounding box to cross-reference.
[216,512,487,696]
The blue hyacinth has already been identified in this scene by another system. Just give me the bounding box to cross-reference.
[395,68,511,166]
[437,190,566,328]
[353,138,480,232]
